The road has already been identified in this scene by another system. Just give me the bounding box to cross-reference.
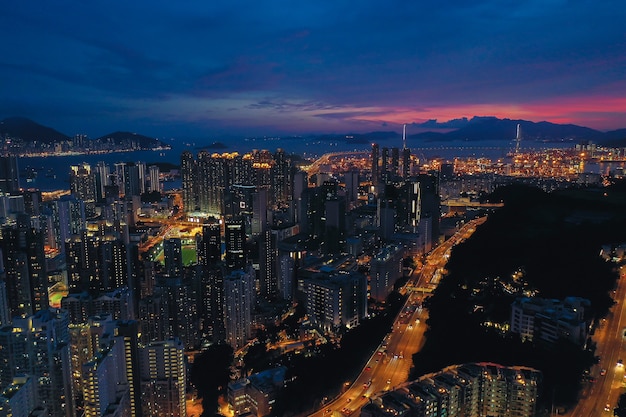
[565,264,626,416]
[307,217,487,417]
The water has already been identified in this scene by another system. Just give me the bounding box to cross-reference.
[17,137,599,191]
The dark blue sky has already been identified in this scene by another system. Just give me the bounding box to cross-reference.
[2,1,625,139]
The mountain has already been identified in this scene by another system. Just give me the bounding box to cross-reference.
[602,129,626,146]
[0,117,70,142]
[95,131,168,149]
[410,116,608,143]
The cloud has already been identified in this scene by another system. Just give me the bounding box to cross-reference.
[1,1,625,136]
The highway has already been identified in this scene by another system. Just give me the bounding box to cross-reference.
[307,217,487,417]
[566,264,626,416]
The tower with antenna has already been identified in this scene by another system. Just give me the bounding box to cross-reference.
[402,123,407,149]
[515,123,522,155]
[401,123,411,177]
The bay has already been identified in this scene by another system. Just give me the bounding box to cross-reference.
[16,136,588,191]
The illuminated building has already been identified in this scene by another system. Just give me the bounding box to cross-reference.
[361,363,541,417]
[0,213,48,317]
[139,338,186,417]
[225,219,247,270]
[0,375,38,417]
[369,244,404,302]
[272,148,291,206]
[300,268,367,334]
[181,151,196,212]
[148,165,160,193]
[0,156,19,195]
[510,296,589,346]
[163,238,183,278]
[224,268,255,350]
[371,143,380,191]
[227,366,287,417]
[0,310,73,417]
[70,163,97,217]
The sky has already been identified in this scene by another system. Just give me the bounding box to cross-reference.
[1,1,626,139]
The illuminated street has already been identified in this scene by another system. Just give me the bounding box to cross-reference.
[307,217,486,417]
[566,264,626,416]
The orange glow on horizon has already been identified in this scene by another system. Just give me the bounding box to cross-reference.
[341,95,626,131]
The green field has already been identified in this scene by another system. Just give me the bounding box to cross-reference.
[153,245,197,266]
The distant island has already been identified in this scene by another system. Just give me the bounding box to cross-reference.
[0,117,170,156]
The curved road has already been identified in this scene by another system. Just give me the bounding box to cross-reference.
[566,264,626,416]
[307,217,487,417]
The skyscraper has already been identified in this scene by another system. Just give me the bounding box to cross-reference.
[148,165,160,193]
[181,151,196,212]
[70,163,97,217]
[139,338,186,417]
[225,219,247,270]
[164,238,183,278]
[0,156,19,194]
[223,268,255,350]
[371,143,380,191]
[1,214,48,317]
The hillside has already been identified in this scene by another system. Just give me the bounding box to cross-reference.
[95,131,168,149]
[0,117,70,142]
[0,117,168,149]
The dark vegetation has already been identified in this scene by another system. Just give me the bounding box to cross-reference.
[411,180,626,411]
[189,344,234,417]
[272,292,405,416]
[190,292,405,417]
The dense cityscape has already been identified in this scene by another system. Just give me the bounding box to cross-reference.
[1,126,626,417]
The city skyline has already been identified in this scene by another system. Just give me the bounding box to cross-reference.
[2,2,626,139]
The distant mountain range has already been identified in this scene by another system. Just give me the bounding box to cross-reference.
[0,117,168,149]
[311,116,626,147]
[2,115,626,148]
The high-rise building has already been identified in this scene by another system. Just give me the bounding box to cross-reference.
[402,147,411,178]
[301,270,368,334]
[0,156,19,195]
[122,162,141,199]
[225,219,247,270]
[148,165,160,193]
[260,228,278,299]
[0,279,9,327]
[272,148,291,206]
[164,238,183,278]
[369,244,404,302]
[0,310,73,417]
[251,189,268,237]
[181,151,196,212]
[381,147,390,175]
[198,224,221,267]
[139,338,186,417]
[1,214,48,317]
[70,163,97,217]
[117,320,142,417]
[223,268,255,350]
[0,375,38,417]
[371,143,380,191]
[95,161,111,202]
[344,170,359,207]
[199,266,225,344]
[391,147,400,177]
[154,275,200,350]
[79,320,139,417]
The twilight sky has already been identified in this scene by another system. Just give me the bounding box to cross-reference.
[2,1,626,138]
